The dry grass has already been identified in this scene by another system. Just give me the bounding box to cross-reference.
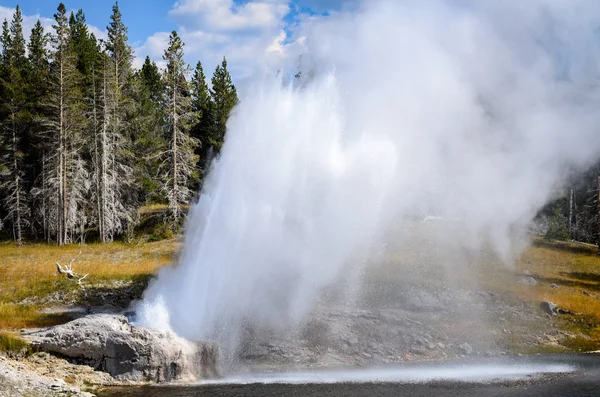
[0,303,72,329]
[491,238,600,351]
[514,239,600,316]
[0,239,180,329]
[137,203,170,214]
[137,203,189,214]
[0,331,32,356]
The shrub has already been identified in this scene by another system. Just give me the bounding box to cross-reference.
[0,332,32,357]
[545,207,570,241]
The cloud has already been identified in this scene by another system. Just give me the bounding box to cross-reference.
[169,0,289,31]
[133,31,171,70]
[85,23,107,41]
[0,5,53,39]
[135,0,305,83]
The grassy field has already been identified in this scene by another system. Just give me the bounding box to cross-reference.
[0,239,179,329]
[511,239,600,351]
[0,235,600,352]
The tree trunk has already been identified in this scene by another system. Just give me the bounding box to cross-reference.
[172,77,178,219]
[42,151,49,244]
[569,188,573,240]
[92,64,102,242]
[100,55,109,243]
[58,52,65,246]
[11,110,22,245]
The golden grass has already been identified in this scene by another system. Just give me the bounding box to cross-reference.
[0,239,179,329]
[0,303,72,329]
[137,203,170,214]
[513,239,600,316]
[495,238,600,351]
[137,203,189,214]
[0,331,32,356]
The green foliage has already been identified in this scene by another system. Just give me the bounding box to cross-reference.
[106,2,133,68]
[161,31,199,224]
[140,55,163,102]
[0,332,32,357]
[190,61,212,181]
[208,57,238,154]
[546,206,570,242]
[0,1,241,244]
[69,9,99,97]
[150,221,175,242]
[0,5,31,244]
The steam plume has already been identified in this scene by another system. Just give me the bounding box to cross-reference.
[137,0,600,353]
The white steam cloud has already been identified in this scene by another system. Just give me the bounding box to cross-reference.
[137,0,600,351]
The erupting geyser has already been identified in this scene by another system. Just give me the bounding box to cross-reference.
[137,0,600,358]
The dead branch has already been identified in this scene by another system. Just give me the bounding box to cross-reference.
[56,251,87,288]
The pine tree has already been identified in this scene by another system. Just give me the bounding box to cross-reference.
[140,56,163,102]
[0,6,30,244]
[67,10,105,243]
[161,31,198,224]
[190,60,211,179]
[99,1,136,242]
[28,20,52,241]
[0,20,10,65]
[209,57,238,157]
[41,3,88,245]
[132,56,165,204]
[69,10,98,98]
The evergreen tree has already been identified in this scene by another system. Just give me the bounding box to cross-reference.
[0,20,10,65]
[200,57,238,167]
[190,60,212,179]
[140,55,163,102]
[69,10,98,98]
[42,3,88,245]
[67,10,103,243]
[0,20,8,235]
[0,6,30,244]
[161,31,198,224]
[132,56,166,204]
[27,20,51,241]
[208,57,238,157]
[100,1,136,242]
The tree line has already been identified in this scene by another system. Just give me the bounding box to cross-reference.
[0,3,238,245]
[541,164,600,249]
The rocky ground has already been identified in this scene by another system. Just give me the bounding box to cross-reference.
[0,262,581,396]
[234,280,567,373]
[0,351,110,396]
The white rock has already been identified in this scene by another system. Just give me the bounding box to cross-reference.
[26,314,218,383]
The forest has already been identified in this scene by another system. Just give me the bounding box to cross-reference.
[0,3,238,245]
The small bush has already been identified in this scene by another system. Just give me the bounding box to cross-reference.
[0,332,32,357]
[545,207,570,241]
[149,222,175,242]
[561,334,600,352]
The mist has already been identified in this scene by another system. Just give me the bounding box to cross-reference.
[136,0,600,356]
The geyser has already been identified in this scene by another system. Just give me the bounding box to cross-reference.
[137,0,600,356]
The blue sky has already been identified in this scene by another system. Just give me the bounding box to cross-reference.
[0,0,354,82]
